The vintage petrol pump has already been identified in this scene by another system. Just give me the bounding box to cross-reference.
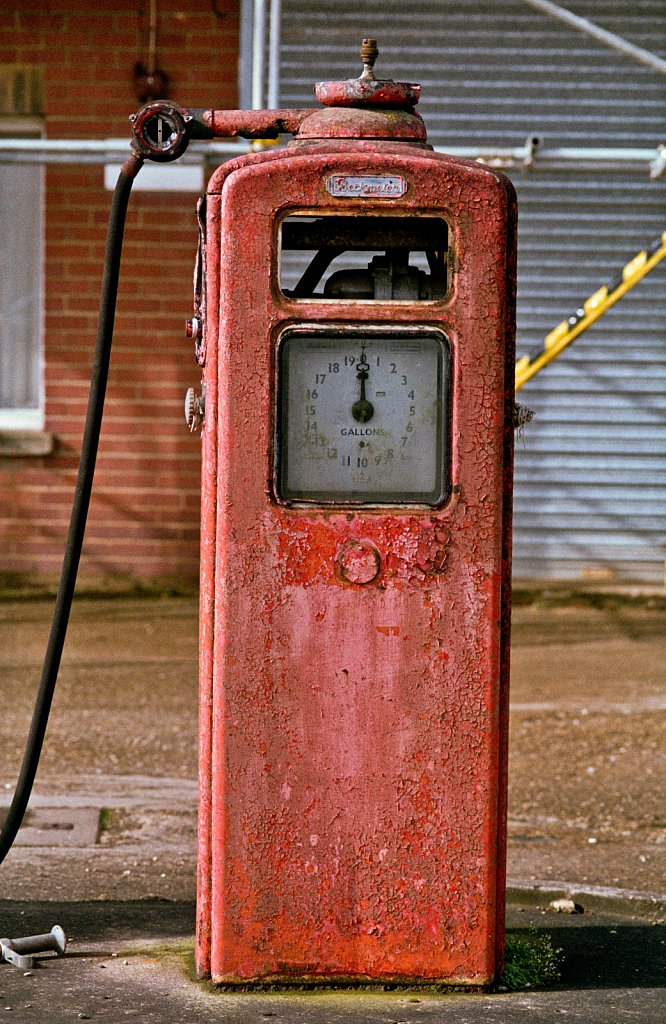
[136,40,516,985]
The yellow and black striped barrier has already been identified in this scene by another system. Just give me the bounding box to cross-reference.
[515,231,666,392]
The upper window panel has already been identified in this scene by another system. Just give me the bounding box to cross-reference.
[279,215,449,302]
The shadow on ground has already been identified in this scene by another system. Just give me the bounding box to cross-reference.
[546,922,666,991]
[0,898,195,947]
[1,901,664,993]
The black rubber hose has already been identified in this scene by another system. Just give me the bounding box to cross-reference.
[0,151,144,865]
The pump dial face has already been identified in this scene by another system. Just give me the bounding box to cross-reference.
[278,330,449,505]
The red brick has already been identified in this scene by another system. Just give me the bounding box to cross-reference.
[2,0,239,579]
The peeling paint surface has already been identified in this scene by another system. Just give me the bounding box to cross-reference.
[196,140,516,986]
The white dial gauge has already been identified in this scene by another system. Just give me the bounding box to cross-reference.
[277,329,450,505]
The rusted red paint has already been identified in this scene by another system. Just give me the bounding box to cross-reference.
[315,35,420,111]
[196,105,427,143]
[202,108,309,140]
[296,105,426,142]
[195,71,516,987]
[314,78,421,109]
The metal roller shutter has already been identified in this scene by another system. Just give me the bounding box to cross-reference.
[273,0,666,584]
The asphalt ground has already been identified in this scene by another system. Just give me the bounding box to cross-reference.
[0,592,664,1021]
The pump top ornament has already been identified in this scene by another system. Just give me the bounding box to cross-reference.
[314,37,421,110]
[140,40,518,987]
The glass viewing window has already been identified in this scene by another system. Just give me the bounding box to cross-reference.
[279,215,449,302]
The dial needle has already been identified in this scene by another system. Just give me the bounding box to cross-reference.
[351,351,375,423]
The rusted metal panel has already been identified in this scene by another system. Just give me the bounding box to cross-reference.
[196,192,220,974]
[196,137,516,984]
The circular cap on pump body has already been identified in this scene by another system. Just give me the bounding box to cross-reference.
[296,39,427,142]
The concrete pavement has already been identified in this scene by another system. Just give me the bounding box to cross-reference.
[0,591,664,1020]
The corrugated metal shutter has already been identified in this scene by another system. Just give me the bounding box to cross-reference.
[274,0,666,584]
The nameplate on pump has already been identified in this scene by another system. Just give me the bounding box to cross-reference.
[325,175,407,198]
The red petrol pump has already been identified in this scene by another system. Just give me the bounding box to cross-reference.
[168,41,517,985]
[0,37,514,986]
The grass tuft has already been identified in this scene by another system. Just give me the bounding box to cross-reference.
[501,929,563,990]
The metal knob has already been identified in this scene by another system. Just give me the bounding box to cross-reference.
[360,38,379,78]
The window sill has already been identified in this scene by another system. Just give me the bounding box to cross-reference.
[0,430,55,457]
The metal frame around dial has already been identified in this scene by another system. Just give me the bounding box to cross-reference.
[275,323,451,508]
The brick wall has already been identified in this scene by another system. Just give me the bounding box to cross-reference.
[0,1,239,586]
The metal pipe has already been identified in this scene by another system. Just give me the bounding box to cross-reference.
[267,0,282,109]
[0,137,655,164]
[251,0,266,109]
[148,0,158,76]
[521,0,666,78]
[0,138,247,163]
[436,143,660,174]
[4,926,67,957]
[238,0,255,108]
[0,137,661,174]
